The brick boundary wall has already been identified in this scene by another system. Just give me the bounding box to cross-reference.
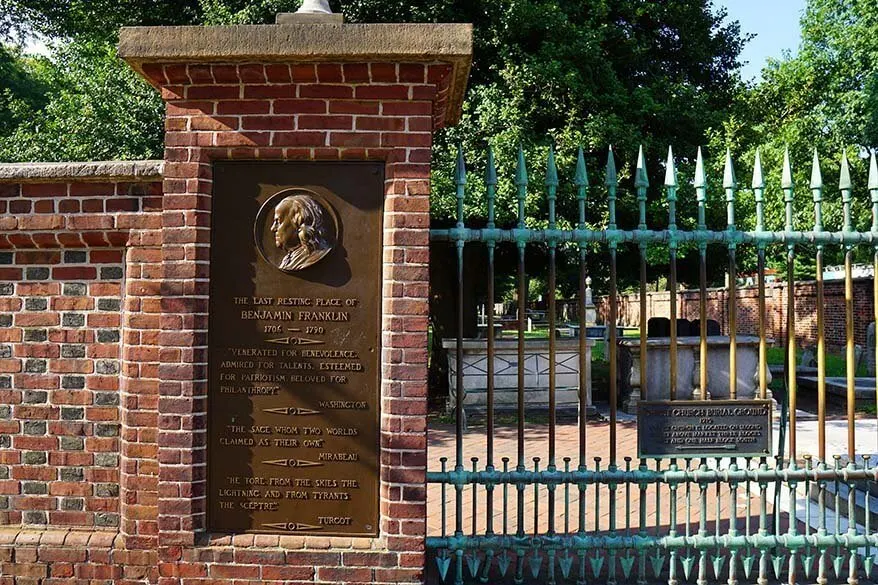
[598,278,875,350]
[0,49,467,583]
[0,169,164,582]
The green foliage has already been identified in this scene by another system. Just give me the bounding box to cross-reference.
[0,45,53,136]
[0,40,164,162]
[710,0,878,279]
[0,0,201,41]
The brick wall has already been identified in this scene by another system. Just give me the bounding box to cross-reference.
[599,278,875,350]
[0,59,448,583]
[0,174,163,581]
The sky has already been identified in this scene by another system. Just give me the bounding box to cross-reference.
[716,0,807,81]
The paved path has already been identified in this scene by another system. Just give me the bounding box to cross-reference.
[426,412,877,537]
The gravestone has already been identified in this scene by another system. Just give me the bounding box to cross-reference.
[867,321,876,375]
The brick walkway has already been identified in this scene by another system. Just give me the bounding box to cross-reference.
[427,418,774,537]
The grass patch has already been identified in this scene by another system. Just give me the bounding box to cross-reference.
[765,347,869,377]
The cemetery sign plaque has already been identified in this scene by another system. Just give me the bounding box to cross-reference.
[208,161,383,535]
[637,399,772,458]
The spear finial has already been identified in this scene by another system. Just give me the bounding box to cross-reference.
[664,145,677,188]
[869,150,878,190]
[605,146,617,186]
[606,146,618,232]
[781,147,794,189]
[838,151,851,191]
[455,146,467,186]
[812,149,824,233]
[868,151,878,233]
[485,145,497,186]
[515,145,528,230]
[545,143,559,187]
[574,146,588,187]
[810,149,823,190]
[723,148,737,189]
[634,145,649,188]
[454,146,466,227]
[515,145,528,187]
[575,146,588,229]
[485,145,497,230]
[694,146,707,190]
[751,148,765,190]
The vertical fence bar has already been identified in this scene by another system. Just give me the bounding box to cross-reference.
[485,146,497,537]
[782,148,797,461]
[839,152,856,461]
[546,146,559,539]
[697,459,709,585]
[454,148,466,539]
[724,150,738,399]
[547,145,558,475]
[575,148,590,538]
[635,146,650,406]
[728,460,739,585]
[695,148,709,400]
[753,150,768,401]
[870,152,878,431]
[607,148,619,465]
[758,458,770,585]
[812,151,826,462]
[665,147,679,400]
[515,146,528,537]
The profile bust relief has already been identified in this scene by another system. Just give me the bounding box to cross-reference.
[256,189,338,273]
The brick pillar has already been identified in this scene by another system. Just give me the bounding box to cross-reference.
[119,17,471,585]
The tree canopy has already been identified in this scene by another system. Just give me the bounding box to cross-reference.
[0,0,875,290]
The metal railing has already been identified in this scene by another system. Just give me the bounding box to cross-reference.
[427,144,878,584]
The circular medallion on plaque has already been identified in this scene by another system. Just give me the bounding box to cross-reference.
[254,188,339,273]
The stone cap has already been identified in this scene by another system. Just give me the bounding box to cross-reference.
[0,160,164,183]
[119,23,472,125]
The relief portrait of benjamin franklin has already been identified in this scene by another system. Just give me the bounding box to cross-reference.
[256,190,338,273]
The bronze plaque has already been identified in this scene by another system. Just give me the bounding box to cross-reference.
[208,161,383,535]
[637,399,772,458]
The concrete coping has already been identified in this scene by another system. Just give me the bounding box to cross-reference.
[0,160,164,183]
[118,22,472,125]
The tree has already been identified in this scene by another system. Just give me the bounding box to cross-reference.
[0,0,748,293]
[712,0,878,280]
[0,40,164,162]
[0,45,53,137]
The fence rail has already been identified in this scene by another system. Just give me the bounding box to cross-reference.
[427,143,878,585]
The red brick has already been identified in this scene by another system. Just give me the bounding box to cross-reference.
[291,64,317,82]
[299,84,354,99]
[52,266,97,280]
[317,567,373,582]
[357,116,406,131]
[238,64,266,83]
[265,64,292,83]
[241,116,294,131]
[185,85,240,100]
[273,99,327,114]
[217,100,271,115]
[242,84,295,99]
[370,63,398,82]
[398,64,426,83]
[209,564,259,579]
[316,63,343,82]
[328,132,381,147]
[356,85,409,99]
[21,183,66,197]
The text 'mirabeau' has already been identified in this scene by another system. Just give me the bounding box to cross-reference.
[208,161,383,535]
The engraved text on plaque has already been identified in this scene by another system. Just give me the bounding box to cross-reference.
[208,161,383,535]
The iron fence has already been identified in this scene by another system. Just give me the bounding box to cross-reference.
[427,144,878,584]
